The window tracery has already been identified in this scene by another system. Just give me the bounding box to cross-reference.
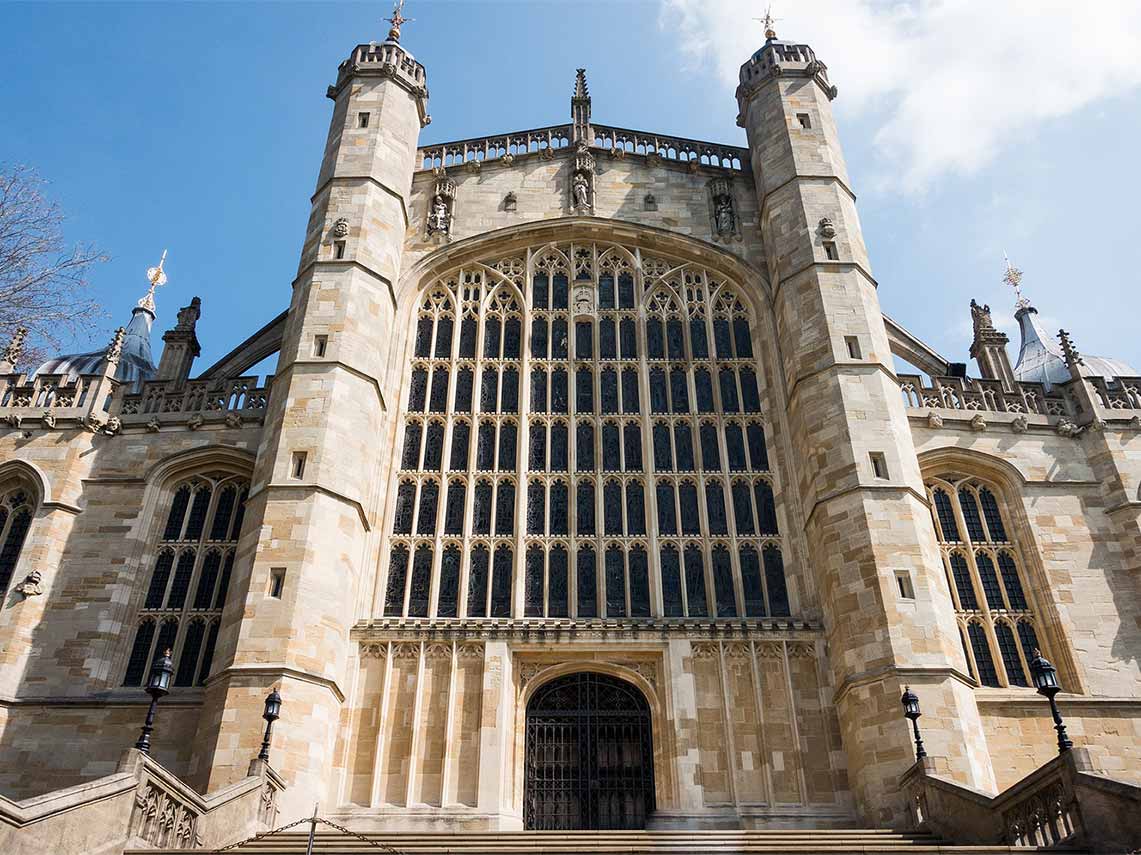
[0,483,35,596]
[384,241,789,620]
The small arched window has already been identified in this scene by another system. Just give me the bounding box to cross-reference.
[0,483,35,595]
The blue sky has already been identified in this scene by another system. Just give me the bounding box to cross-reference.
[2,0,1140,376]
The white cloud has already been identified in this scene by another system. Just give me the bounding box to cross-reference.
[662,0,1141,191]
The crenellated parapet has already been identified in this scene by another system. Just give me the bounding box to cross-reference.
[328,41,430,127]
[735,39,837,126]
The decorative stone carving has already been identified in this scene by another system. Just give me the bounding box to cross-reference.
[817,217,837,239]
[572,283,595,319]
[644,193,657,211]
[540,146,556,161]
[501,152,515,167]
[969,413,987,431]
[103,416,122,436]
[1089,416,1107,433]
[331,217,350,238]
[146,417,161,433]
[646,151,662,167]
[970,299,995,335]
[926,410,943,429]
[187,414,204,431]
[40,410,56,429]
[130,781,199,849]
[569,140,595,212]
[15,570,42,596]
[105,326,126,366]
[1011,415,1029,433]
[6,414,22,429]
[427,172,456,238]
[1055,418,1082,438]
[503,192,517,213]
[465,159,481,173]
[708,177,740,242]
[82,413,103,433]
[0,326,27,371]
[608,146,626,160]
[225,411,243,429]
[1130,415,1141,429]
[687,158,700,173]
[1057,329,1084,370]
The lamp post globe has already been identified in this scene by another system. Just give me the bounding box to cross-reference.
[1029,650,1072,753]
[134,648,174,755]
[900,685,926,759]
[257,687,283,763]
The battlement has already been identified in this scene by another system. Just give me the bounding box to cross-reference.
[736,39,837,113]
[328,41,429,126]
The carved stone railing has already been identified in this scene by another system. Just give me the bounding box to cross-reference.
[337,41,425,87]
[117,375,271,424]
[0,370,114,430]
[900,746,1141,853]
[418,124,573,170]
[1089,375,1141,411]
[897,373,1072,417]
[590,123,748,170]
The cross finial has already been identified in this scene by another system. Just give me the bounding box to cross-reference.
[138,249,168,314]
[754,4,779,40]
[1057,329,1084,369]
[1002,252,1029,309]
[386,0,412,43]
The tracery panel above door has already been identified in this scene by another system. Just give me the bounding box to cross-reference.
[385,241,790,621]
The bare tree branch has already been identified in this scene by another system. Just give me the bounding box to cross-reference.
[0,164,108,369]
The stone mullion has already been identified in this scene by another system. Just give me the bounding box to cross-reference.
[369,641,395,807]
[404,640,427,806]
[440,640,459,806]
[955,494,1009,687]
[639,304,664,617]
[511,304,532,621]
[747,639,776,805]
[780,640,809,804]
[715,640,741,808]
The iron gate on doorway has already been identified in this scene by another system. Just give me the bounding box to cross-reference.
[524,671,655,830]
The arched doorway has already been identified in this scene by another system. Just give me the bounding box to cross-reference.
[524,671,655,830]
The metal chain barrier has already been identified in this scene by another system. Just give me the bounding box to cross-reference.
[206,813,407,855]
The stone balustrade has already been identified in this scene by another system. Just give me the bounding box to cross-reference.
[117,375,271,425]
[0,371,112,429]
[1089,375,1141,411]
[589,123,747,170]
[418,124,573,170]
[897,374,1072,417]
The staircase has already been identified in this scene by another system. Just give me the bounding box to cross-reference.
[127,828,1084,854]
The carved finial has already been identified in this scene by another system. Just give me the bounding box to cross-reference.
[754,4,779,40]
[573,68,589,100]
[105,327,126,365]
[385,0,412,43]
[1057,329,1084,370]
[1003,252,1028,309]
[174,297,202,332]
[571,68,592,144]
[970,299,995,333]
[1,327,28,369]
[138,249,168,314]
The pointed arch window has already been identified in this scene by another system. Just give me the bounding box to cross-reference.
[0,484,35,596]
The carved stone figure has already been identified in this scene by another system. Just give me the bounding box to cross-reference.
[103,416,122,436]
[225,411,243,429]
[1011,415,1029,433]
[970,299,995,334]
[146,417,161,433]
[41,410,56,429]
[187,413,205,431]
[572,172,591,209]
[926,410,943,429]
[15,570,42,597]
[503,192,517,212]
[1055,418,1082,438]
[644,193,657,211]
[969,413,987,432]
[714,195,735,235]
[427,196,451,235]
[7,413,24,429]
[708,178,738,239]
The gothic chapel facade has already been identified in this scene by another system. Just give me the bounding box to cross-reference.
[0,14,1139,845]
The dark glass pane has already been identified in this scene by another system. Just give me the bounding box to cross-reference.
[605,547,626,617]
[713,318,733,359]
[533,274,549,309]
[491,547,512,617]
[437,547,460,617]
[976,552,1004,609]
[197,620,220,685]
[726,424,747,471]
[960,489,986,541]
[646,317,665,359]
[530,367,548,414]
[577,481,595,535]
[444,482,466,534]
[459,317,477,358]
[408,545,432,617]
[450,422,470,470]
[602,423,621,472]
[576,368,593,414]
[680,483,700,535]
[577,423,595,471]
[193,550,222,609]
[467,547,489,617]
[599,275,615,310]
[629,548,650,617]
[577,547,597,617]
[417,481,439,535]
[394,482,416,533]
[968,623,1000,687]
[932,489,960,541]
[998,552,1027,609]
[747,423,769,471]
[230,490,247,543]
[695,369,715,413]
[675,424,695,471]
[670,368,689,413]
[1017,621,1040,664]
[214,552,234,607]
[123,621,155,686]
[575,322,593,359]
[167,550,196,609]
[473,481,493,534]
[500,368,519,413]
[661,547,684,617]
[763,546,790,615]
[498,422,517,470]
[163,486,191,541]
[415,316,433,357]
[649,368,669,414]
[424,421,445,470]
[551,368,568,413]
[480,368,498,412]
[550,423,568,472]
[401,422,422,470]
[653,423,672,471]
[601,370,618,414]
[184,487,212,541]
[532,318,549,359]
[621,368,639,414]
[667,319,685,360]
[712,546,737,617]
[620,319,637,359]
[732,481,754,535]
[996,622,1027,686]
[429,366,450,412]
[528,482,545,535]
[552,274,568,309]
[551,319,568,359]
[477,422,496,470]
[756,481,778,535]
[626,482,646,535]
[690,318,709,359]
[550,481,569,535]
[599,318,616,359]
[684,546,708,616]
[209,486,238,542]
[719,368,740,413]
[741,547,765,617]
[495,482,515,535]
[529,423,546,471]
[618,273,635,309]
[950,553,978,609]
[624,423,643,472]
[455,367,474,413]
[706,481,728,535]
[740,367,761,413]
[503,317,521,359]
[548,547,568,617]
[655,479,676,534]
[604,481,623,535]
[152,621,179,684]
[144,551,174,609]
[525,548,544,617]
[484,316,501,358]
[700,424,721,471]
[979,489,1007,541]
[435,316,453,358]
[409,368,428,412]
[384,546,409,615]
[733,318,753,358]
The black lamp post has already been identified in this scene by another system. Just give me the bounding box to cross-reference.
[900,685,927,760]
[135,648,174,755]
[1029,649,1072,754]
[257,687,282,762]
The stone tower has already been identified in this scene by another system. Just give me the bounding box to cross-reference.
[735,29,997,823]
[191,18,429,820]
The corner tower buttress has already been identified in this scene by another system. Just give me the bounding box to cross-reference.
[736,31,998,823]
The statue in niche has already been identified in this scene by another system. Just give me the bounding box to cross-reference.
[426,172,456,239]
[427,195,450,235]
[714,194,735,236]
[708,177,739,241]
[572,172,591,210]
